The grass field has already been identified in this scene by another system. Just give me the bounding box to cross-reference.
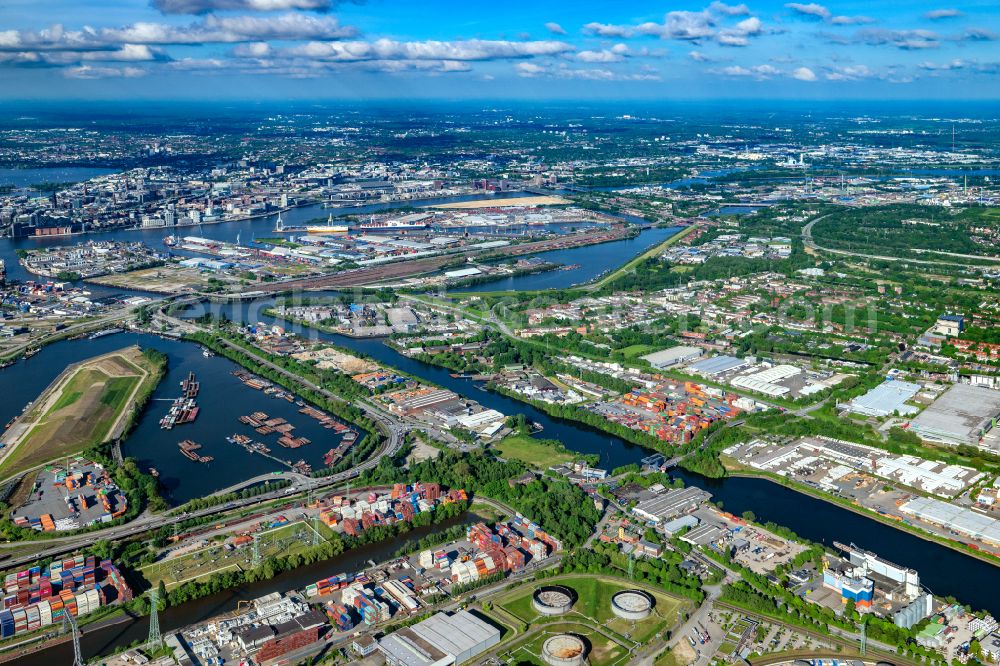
[498,621,630,666]
[140,520,326,589]
[619,344,656,359]
[495,434,576,469]
[498,575,685,645]
[0,346,163,478]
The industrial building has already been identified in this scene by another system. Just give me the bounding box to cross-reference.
[846,380,921,417]
[641,345,703,369]
[908,383,1000,447]
[899,495,1000,548]
[631,486,712,524]
[377,610,501,666]
[686,355,751,378]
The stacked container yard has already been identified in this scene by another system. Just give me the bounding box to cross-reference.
[0,556,132,640]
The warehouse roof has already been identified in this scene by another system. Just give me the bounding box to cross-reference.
[847,380,921,417]
[640,345,703,367]
[908,383,1000,446]
[632,487,711,523]
[687,355,748,377]
[378,610,499,666]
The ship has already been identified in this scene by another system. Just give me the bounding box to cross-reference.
[163,235,179,248]
[273,211,349,235]
[88,328,122,340]
[304,214,350,234]
[354,214,431,232]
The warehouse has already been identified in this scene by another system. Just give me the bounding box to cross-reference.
[641,345,703,369]
[686,355,750,378]
[899,496,1000,548]
[378,610,500,666]
[846,380,921,417]
[632,486,712,524]
[908,383,1000,447]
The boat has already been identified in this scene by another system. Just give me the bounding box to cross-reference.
[178,439,212,463]
[202,348,214,358]
[181,371,200,398]
[149,468,159,478]
[88,328,122,340]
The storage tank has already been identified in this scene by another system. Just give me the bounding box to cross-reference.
[532,585,575,616]
[611,590,653,620]
[541,634,587,666]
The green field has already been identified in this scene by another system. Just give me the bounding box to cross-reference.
[619,344,656,359]
[497,575,685,645]
[140,520,326,589]
[0,347,163,478]
[495,434,576,469]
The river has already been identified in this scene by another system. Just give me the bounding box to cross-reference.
[0,190,548,284]
[3,199,1000,659]
[0,167,117,189]
[460,226,681,292]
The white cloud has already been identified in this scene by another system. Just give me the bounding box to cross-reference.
[515,62,545,77]
[515,61,659,81]
[577,49,624,63]
[791,66,817,80]
[824,64,875,80]
[785,3,873,26]
[785,3,831,20]
[544,22,567,35]
[152,0,340,13]
[582,22,634,38]
[709,2,751,16]
[924,8,963,20]
[638,11,716,41]
[283,38,574,62]
[712,63,781,79]
[918,59,964,70]
[63,65,147,78]
[853,28,939,49]
[829,15,875,25]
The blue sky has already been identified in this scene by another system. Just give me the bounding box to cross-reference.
[1,0,998,99]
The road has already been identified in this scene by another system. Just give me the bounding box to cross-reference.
[0,300,163,362]
[802,215,979,269]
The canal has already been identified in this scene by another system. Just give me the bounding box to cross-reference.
[193,296,1000,619]
[9,512,483,665]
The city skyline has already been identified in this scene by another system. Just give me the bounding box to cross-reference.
[1,0,999,99]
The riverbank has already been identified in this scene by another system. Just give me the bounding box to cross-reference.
[726,467,1000,569]
[590,222,699,290]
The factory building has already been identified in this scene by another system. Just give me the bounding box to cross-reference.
[631,486,711,524]
[641,345,703,369]
[908,383,1000,447]
[378,610,500,666]
[822,565,874,609]
[686,355,751,378]
[846,380,921,417]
